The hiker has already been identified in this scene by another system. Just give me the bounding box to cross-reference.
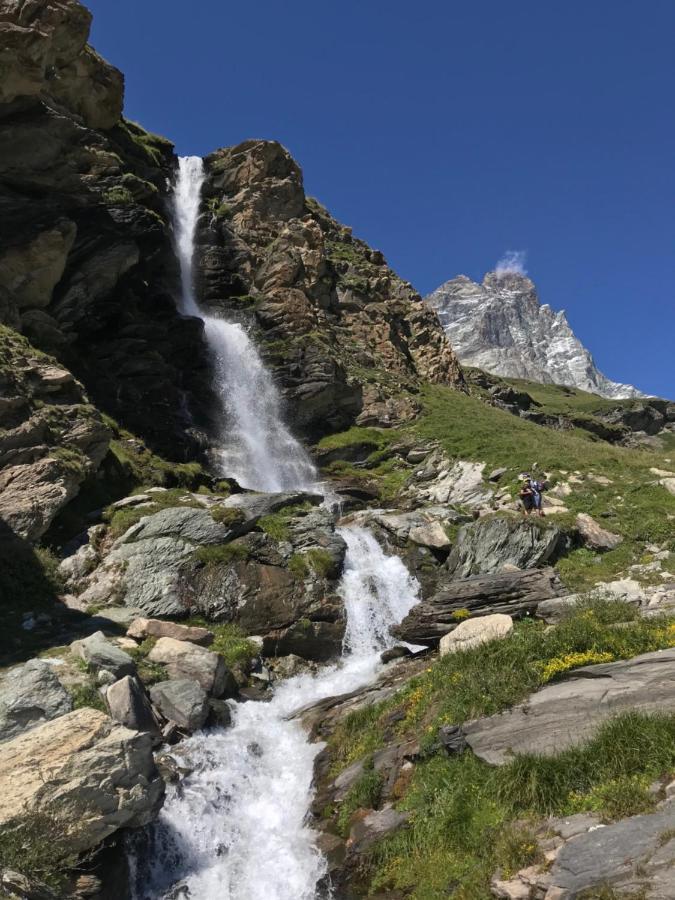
[530,474,548,517]
[519,476,536,515]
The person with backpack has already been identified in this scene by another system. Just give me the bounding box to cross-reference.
[530,474,548,517]
[519,475,536,515]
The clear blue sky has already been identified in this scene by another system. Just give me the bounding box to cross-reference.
[87,0,674,398]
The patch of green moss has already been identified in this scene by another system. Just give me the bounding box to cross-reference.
[210,506,245,527]
[0,810,81,890]
[102,185,135,206]
[193,542,250,567]
[288,548,334,579]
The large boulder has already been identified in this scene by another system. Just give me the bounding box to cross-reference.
[446,516,566,578]
[0,659,72,741]
[463,648,675,764]
[105,675,158,735]
[0,707,164,853]
[393,567,559,645]
[70,631,136,679]
[575,513,623,551]
[439,614,513,656]
[147,637,234,698]
[149,679,209,732]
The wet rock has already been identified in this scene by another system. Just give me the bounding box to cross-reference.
[207,698,233,729]
[106,675,159,735]
[0,659,72,741]
[575,513,623,551]
[439,613,513,656]
[393,567,558,645]
[71,630,136,679]
[0,708,164,853]
[447,516,565,578]
[126,617,214,647]
[148,637,235,698]
[150,679,209,732]
[463,648,675,764]
[380,646,413,664]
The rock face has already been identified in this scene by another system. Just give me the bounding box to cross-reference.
[0,707,164,852]
[393,567,559,645]
[0,659,72,741]
[0,328,110,540]
[446,517,566,578]
[463,648,675,764]
[426,270,648,399]
[0,0,215,459]
[105,675,158,734]
[196,140,464,437]
[546,801,675,899]
[71,630,136,680]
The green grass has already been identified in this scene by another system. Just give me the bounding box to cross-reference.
[365,712,675,899]
[210,506,244,527]
[69,681,106,713]
[336,761,384,837]
[193,541,250,566]
[0,810,81,890]
[288,548,335,579]
[186,619,258,669]
[327,599,675,772]
[256,502,314,542]
[102,487,203,537]
[102,185,135,206]
[317,426,395,453]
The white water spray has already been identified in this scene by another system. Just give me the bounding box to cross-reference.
[129,527,420,899]
[172,156,316,492]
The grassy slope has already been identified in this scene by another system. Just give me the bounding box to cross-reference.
[326,601,675,899]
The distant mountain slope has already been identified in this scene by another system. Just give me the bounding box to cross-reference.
[426,271,648,399]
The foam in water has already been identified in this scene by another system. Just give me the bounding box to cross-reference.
[172,156,316,492]
[128,527,420,899]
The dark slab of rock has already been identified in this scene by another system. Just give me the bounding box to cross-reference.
[463,648,675,764]
[392,567,559,645]
[71,630,136,679]
[106,675,159,735]
[149,679,209,733]
[446,516,566,579]
[0,658,72,741]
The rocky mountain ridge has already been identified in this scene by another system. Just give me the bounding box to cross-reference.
[427,270,649,399]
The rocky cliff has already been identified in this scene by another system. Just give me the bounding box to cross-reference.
[197,141,463,438]
[427,270,648,399]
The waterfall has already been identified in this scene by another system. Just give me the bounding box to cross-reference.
[172,156,316,492]
[128,527,420,900]
[128,158,423,899]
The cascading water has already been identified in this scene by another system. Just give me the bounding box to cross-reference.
[129,527,420,899]
[128,158,422,899]
[172,156,316,492]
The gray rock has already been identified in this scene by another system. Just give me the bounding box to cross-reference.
[70,631,136,679]
[439,613,513,656]
[106,675,158,734]
[0,708,164,853]
[150,679,209,732]
[393,567,559,645]
[223,490,322,521]
[126,617,214,646]
[207,698,233,729]
[547,801,675,898]
[463,648,675,764]
[148,637,235,698]
[0,659,72,741]
[447,516,565,579]
[488,467,508,482]
[438,724,468,755]
[575,513,623,551]
[348,804,410,851]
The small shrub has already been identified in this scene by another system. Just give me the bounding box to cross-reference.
[0,810,80,889]
[451,608,471,621]
[102,185,135,205]
[194,542,249,566]
[210,506,245,527]
[493,821,544,878]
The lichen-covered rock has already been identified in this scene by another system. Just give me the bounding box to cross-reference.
[127,617,214,646]
[105,675,159,734]
[0,707,164,853]
[575,512,623,551]
[0,659,72,741]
